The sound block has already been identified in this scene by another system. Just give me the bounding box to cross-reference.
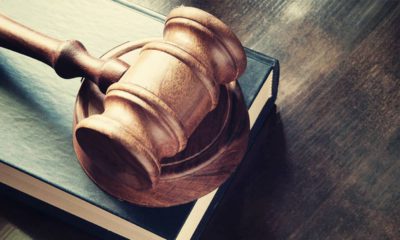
[72,41,250,207]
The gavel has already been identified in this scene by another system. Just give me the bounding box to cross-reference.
[0,7,249,206]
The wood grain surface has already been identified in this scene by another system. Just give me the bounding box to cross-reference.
[128,0,400,239]
[0,0,398,239]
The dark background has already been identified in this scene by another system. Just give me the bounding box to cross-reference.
[1,0,399,239]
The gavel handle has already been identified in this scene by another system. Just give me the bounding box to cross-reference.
[0,13,128,90]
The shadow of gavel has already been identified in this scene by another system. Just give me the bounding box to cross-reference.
[0,7,249,206]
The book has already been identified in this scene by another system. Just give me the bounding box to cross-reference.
[0,0,279,239]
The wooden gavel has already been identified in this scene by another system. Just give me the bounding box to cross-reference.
[0,7,249,206]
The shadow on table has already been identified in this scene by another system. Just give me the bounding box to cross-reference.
[0,188,97,240]
[201,105,293,240]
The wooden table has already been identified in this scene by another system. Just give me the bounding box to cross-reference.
[130,1,400,239]
[1,1,399,239]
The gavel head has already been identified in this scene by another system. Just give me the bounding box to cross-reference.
[74,7,247,193]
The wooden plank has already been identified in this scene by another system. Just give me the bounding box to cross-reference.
[128,0,400,239]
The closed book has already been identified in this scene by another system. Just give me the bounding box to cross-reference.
[0,0,279,239]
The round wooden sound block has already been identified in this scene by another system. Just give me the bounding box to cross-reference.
[72,41,250,207]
